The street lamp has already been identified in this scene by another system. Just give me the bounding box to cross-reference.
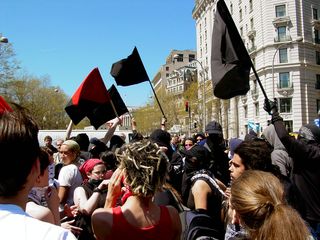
[173,54,208,132]
[271,36,303,99]
[0,36,8,43]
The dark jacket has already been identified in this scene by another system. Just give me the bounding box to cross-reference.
[273,120,320,224]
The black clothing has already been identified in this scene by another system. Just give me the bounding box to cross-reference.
[204,140,230,186]
[273,119,320,225]
[74,181,107,240]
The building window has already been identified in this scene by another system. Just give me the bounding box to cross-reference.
[249,0,253,12]
[244,105,248,118]
[250,18,254,30]
[279,72,290,88]
[166,66,169,71]
[230,3,233,15]
[275,5,286,17]
[240,27,243,36]
[313,8,318,20]
[315,29,320,44]
[316,74,320,89]
[205,30,207,40]
[277,26,287,42]
[317,99,320,113]
[189,54,195,62]
[279,48,288,63]
[255,102,259,117]
[166,73,169,77]
[284,120,293,132]
[317,51,320,65]
[279,98,292,113]
[239,9,243,21]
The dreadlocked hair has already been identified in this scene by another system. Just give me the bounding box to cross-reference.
[117,139,168,198]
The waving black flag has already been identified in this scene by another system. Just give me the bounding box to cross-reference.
[211,0,252,99]
[110,47,150,86]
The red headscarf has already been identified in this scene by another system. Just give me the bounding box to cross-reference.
[79,158,104,181]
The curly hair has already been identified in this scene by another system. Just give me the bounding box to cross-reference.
[233,140,273,171]
[117,139,168,197]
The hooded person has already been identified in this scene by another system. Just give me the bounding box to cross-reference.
[264,100,320,238]
[180,144,225,238]
[263,124,293,177]
[298,123,320,145]
[203,121,230,186]
[88,137,107,159]
[244,129,258,141]
[109,135,125,153]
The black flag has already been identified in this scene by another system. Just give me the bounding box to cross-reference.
[211,0,252,99]
[88,84,129,129]
[110,47,150,86]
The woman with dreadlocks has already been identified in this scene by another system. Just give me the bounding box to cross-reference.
[91,139,181,240]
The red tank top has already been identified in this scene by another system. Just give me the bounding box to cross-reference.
[109,205,175,240]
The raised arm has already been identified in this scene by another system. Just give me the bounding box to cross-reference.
[100,117,123,145]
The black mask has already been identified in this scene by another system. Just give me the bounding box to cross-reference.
[89,179,103,186]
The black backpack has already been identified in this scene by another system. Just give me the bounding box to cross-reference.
[180,209,223,240]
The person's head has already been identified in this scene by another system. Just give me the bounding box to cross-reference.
[229,140,273,181]
[60,140,80,165]
[0,104,40,197]
[75,133,90,151]
[205,121,224,145]
[35,148,51,187]
[231,170,310,240]
[55,139,64,151]
[182,144,210,174]
[183,137,195,150]
[117,139,168,198]
[195,132,205,143]
[298,123,320,145]
[100,150,117,171]
[89,137,107,158]
[149,128,173,159]
[79,158,106,182]
[44,135,53,147]
[109,135,125,152]
[171,134,179,145]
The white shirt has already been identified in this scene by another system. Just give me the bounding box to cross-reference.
[0,204,76,240]
[58,164,83,207]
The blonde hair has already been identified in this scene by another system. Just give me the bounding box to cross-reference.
[117,139,168,197]
[231,170,310,240]
[61,140,80,157]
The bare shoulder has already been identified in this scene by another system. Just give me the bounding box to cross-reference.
[192,179,211,193]
[26,202,55,224]
[91,207,114,240]
[165,206,182,238]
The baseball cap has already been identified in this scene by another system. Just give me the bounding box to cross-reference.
[205,121,222,134]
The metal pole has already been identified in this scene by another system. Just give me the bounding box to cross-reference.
[190,58,207,132]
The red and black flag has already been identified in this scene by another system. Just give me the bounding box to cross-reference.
[80,84,128,129]
[65,68,111,129]
[0,96,13,114]
[110,46,150,86]
[211,0,252,99]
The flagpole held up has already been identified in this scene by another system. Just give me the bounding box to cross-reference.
[148,80,167,121]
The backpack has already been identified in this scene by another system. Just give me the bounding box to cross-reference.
[180,209,223,240]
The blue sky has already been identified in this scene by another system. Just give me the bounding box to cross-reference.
[1,0,196,107]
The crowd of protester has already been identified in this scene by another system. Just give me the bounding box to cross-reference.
[0,97,319,239]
